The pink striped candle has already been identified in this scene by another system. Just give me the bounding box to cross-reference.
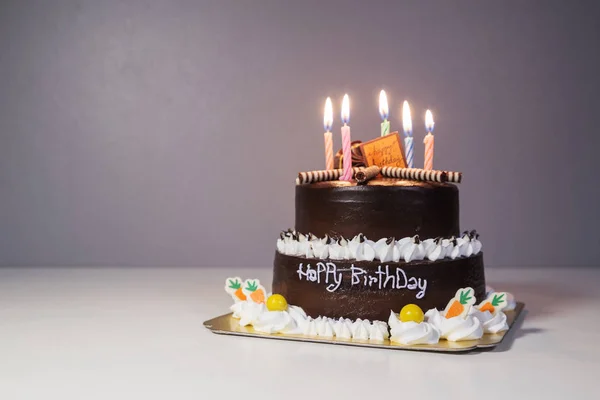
[339,94,353,181]
[424,109,435,170]
[323,97,334,170]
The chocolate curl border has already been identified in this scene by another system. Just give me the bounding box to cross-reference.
[355,166,381,185]
[381,166,449,183]
[296,167,365,185]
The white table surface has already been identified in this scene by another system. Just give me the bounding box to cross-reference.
[0,266,598,399]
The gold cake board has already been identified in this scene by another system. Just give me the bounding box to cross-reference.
[204,302,525,353]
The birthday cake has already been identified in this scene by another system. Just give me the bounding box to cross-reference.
[215,92,518,348]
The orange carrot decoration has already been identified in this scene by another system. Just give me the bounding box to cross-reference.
[224,277,247,302]
[242,279,267,304]
[477,292,508,315]
[443,287,476,319]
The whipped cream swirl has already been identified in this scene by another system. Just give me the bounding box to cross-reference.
[277,230,482,263]
[231,301,267,327]
[425,308,484,342]
[333,318,354,339]
[469,308,509,334]
[253,310,294,333]
[388,311,440,345]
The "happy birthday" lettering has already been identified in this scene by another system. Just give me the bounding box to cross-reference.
[296,262,427,299]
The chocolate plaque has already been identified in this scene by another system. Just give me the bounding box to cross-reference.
[359,132,407,168]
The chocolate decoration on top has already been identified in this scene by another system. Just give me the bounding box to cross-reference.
[381,166,449,183]
[295,177,460,240]
[444,171,462,183]
[296,167,365,185]
[334,140,365,168]
[355,165,381,185]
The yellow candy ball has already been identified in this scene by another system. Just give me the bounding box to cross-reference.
[266,294,288,312]
[399,304,424,323]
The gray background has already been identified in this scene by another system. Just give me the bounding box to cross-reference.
[1,0,599,268]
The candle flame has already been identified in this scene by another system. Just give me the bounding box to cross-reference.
[425,109,435,132]
[341,94,350,124]
[324,97,333,132]
[402,100,412,136]
[378,90,389,120]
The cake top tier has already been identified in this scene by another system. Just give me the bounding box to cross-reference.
[295,177,459,240]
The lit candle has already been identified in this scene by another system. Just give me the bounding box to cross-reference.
[339,94,353,181]
[402,100,414,168]
[323,97,334,170]
[424,109,435,170]
[379,90,390,137]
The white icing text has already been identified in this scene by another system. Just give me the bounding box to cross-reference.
[296,263,427,299]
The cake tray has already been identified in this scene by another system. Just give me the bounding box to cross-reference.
[203,302,525,353]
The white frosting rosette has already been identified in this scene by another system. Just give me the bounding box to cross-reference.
[425,308,483,342]
[374,238,400,262]
[231,301,267,327]
[369,320,390,341]
[446,238,462,259]
[468,308,509,334]
[252,304,309,334]
[388,310,440,345]
[457,234,473,257]
[253,310,294,333]
[422,238,436,254]
[295,233,314,258]
[315,317,335,338]
[283,238,299,256]
[348,234,376,261]
[347,234,363,258]
[395,237,412,255]
[401,236,426,262]
[351,319,371,340]
[333,318,354,339]
[424,238,445,261]
[310,237,330,259]
[329,238,351,260]
[303,318,319,336]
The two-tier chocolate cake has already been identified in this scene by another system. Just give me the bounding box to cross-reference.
[210,92,519,349]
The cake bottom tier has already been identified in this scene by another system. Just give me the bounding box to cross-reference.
[272,252,486,321]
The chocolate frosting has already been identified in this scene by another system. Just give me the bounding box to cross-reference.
[295,178,459,239]
[273,252,486,321]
